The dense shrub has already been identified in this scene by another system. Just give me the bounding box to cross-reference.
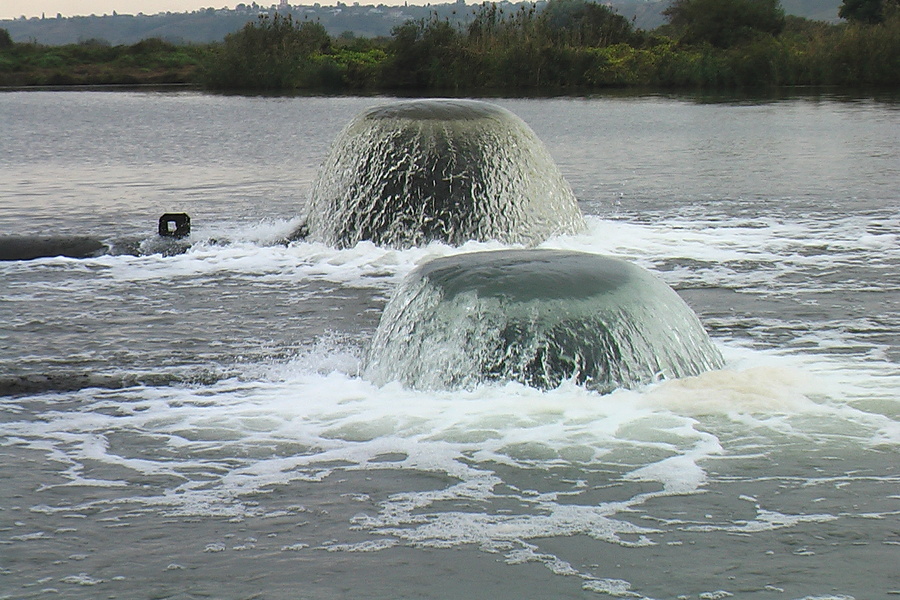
[540,0,637,47]
[838,0,898,23]
[0,35,205,86]
[824,13,900,84]
[379,17,468,90]
[2,0,899,91]
[0,28,13,49]
[663,0,785,48]
[201,14,331,90]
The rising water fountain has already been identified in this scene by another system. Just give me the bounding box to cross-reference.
[303,99,586,248]
[301,99,722,391]
[365,249,724,392]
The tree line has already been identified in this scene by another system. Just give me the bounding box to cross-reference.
[0,31,204,86]
[2,0,898,90]
[202,0,900,90]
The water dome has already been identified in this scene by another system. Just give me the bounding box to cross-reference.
[365,250,724,392]
[304,99,586,248]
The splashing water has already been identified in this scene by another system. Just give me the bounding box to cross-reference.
[304,99,586,248]
[1,92,896,600]
[365,249,724,392]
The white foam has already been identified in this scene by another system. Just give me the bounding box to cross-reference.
[60,573,105,586]
[640,366,823,415]
[9,343,892,524]
[39,206,883,320]
[4,204,897,597]
[86,229,512,293]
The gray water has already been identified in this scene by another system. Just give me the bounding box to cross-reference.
[0,90,897,600]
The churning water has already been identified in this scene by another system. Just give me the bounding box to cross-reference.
[0,91,897,600]
[305,99,585,247]
[364,249,724,392]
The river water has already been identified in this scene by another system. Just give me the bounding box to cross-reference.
[0,90,897,599]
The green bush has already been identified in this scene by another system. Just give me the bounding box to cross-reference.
[825,15,900,84]
[33,53,66,69]
[379,17,468,90]
[0,28,13,49]
[664,0,785,48]
[202,13,332,90]
[838,0,896,24]
[2,1,897,92]
[332,47,387,89]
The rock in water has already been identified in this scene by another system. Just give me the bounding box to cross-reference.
[365,250,724,392]
[305,99,586,248]
[0,236,107,261]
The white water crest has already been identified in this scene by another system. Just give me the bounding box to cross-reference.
[304,99,586,248]
[365,249,724,392]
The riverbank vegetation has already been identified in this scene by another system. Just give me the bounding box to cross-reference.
[2,0,898,91]
[0,31,206,86]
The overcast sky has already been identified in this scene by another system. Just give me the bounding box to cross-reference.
[1,0,416,20]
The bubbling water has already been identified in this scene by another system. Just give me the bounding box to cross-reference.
[365,249,725,392]
[304,99,586,248]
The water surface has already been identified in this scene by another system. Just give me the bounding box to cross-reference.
[0,90,897,600]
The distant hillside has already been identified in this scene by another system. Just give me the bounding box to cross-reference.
[2,0,843,46]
